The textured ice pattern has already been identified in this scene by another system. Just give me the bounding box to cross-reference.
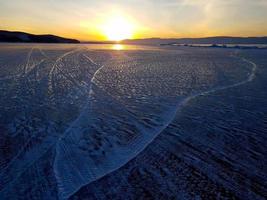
[0,44,266,199]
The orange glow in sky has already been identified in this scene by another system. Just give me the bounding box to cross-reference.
[0,0,267,41]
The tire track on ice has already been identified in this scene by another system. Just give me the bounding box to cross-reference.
[0,49,82,195]
[115,54,258,174]
[126,55,258,160]
[48,48,80,96]
[55,54,258,199]
[54,52,108,199]
[2,49,80,169]
[23,48,33,75]
[54,52,104,142]
[0,48,45,81]
[0,47,34,81]
[23,47,51,78]
[52,51,94,93]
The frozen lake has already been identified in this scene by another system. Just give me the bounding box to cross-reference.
[0,44,266,199]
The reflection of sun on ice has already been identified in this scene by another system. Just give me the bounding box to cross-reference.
[102,16,134,41]
[112,44,124,50]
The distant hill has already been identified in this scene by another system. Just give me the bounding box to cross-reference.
[0,30,80,43]
[122,36,267,45]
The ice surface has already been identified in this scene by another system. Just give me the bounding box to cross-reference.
[0,44,266,199]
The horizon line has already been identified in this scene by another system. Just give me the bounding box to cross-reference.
[1,29,267,43]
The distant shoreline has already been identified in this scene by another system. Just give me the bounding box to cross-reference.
[160,43,267,50]
[0,30,80,43]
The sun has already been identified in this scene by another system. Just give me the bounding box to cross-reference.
[102,16,134,41]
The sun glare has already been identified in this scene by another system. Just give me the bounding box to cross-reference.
[102,16,134,41]
[112,44,124,50]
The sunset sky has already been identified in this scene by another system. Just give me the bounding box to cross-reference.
[1,0,267,41]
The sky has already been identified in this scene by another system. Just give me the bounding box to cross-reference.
[0,0,267,41]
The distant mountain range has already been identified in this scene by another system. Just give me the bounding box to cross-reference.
[122,36,267,45]
[0,30,80,43]
[1,30,267,45]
